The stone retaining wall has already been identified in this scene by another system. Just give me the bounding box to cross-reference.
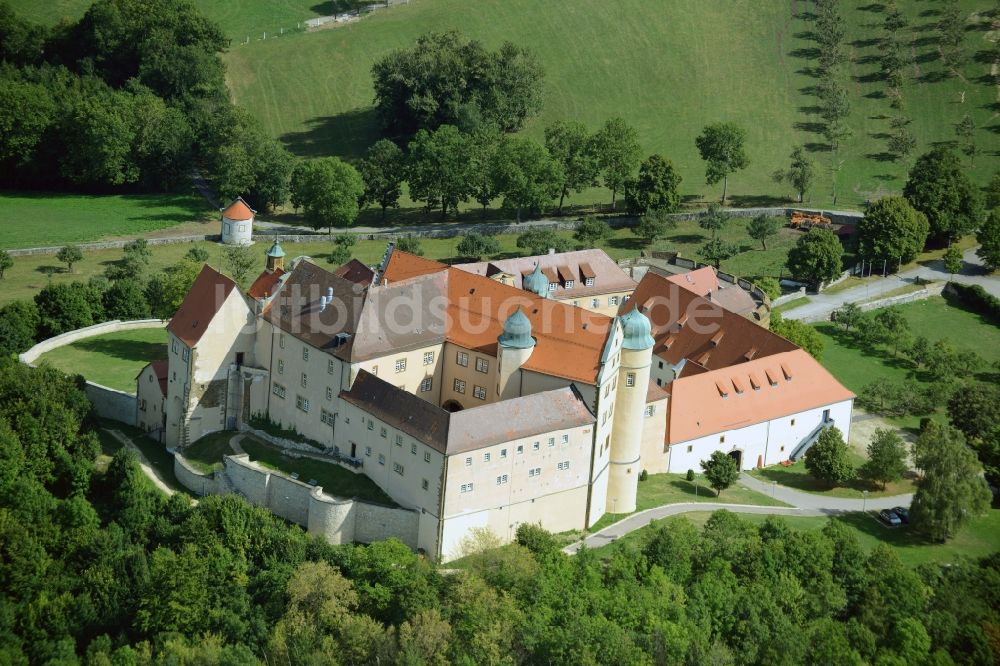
[797,282,946,323]
[173,454,218,496]
[19,319,168,426]
[8,235,219,257]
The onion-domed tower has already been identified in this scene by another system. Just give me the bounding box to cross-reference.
[522,263,549,298]
[606,307,655,514]
[265,237,285,273]
[496,307,535,400]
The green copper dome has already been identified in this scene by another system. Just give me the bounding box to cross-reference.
[523,262,548,298]
[266,238,285,258]
[498,307,535,349]
[620,307,654,350]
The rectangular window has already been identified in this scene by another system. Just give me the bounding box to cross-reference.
[548,437,555,447]
[365,446,372,457]
[367,420,374,430]
[465,457,472,467]
[422,479,429,491]
[277,359,284,374]
[496,474,508,485]
[301,372,307,388]
[475,357,489,373]
[395,358,406,373]
[483,452,491,462]
[720,435,725,443]
[295,395,309,412]
[326,386,333,401]
[320,409,335,425]
[645,405,655,417]
[532,441,540,451]
[420,377,433,392]
[172,339,179,354]
[393,462,404,475]
[453,378,466,393]
[500,448,507,459]
[272,382,286,398]
[411,443,417,455]
[557,460,570,470]
[686,445,693,453]
[279,334,285,349]
[561,434,569,444]
[460,483,473,493]
[517,445,524,454]
[328,359,335,374]
[302,347,309,361]
[609,296,620,306]
[548,282,556,292]
[565,279,574,289]
[182,347,190,362]
[424,451,431,463]
[626,372,635,387]
[591,298,600,308]
[378,454,385,465]
[423,351,434,365]
[473,385,486,400]
[371,364,378,376]
[529,467,541,478]
[456,351,468,367]
[380,427,387,438]
[585,277,595,287]
[791,419,796,426]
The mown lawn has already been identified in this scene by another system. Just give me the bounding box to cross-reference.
[749,456,917,499]
[812,296,1000,430]
[182,431,237,473]
[590,507,1000,568]
[0,191,214,250]
[589,471,790,532]
[0,217,796,305]
[221,0,996,209]
[241,437,397,506]
[37,328,167,393]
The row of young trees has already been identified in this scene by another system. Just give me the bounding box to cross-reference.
[2,359,998,664]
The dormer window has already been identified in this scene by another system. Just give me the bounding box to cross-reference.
[585,277,594,287]
[548,282,556,292]
[565,279,574,289]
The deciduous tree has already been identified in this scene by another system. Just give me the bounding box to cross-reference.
[223,244,256,286]
[56,245,83,273]
[359,139,405,220]
[593,117,641,208]
[747,215,780,250]
[0,250,12,279]
[771,146,815,202]
[624,153,682,215]
[494,136,562,222]
[860,428,908,490]
[943,245,963,277]
[695,122,749,203]
[805,427,854,487]
[770,312,825,359]
[903,147,983,245]
[699,238,740,270]
[457,233,501,260]
[632,209,676,247]
[290,157,364,233]
[975,208,1000,272]
[856,196,929,266]
[516,228,570,256]
[407,125,471,219]
[544,120,599,213]
[573,217,612,247]
[786,228,843,287]
[700,451,740,496]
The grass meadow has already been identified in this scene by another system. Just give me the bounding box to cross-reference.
[36,327,168,392]
[0,191,215,250]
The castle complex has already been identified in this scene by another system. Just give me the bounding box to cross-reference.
[144,236,853,561]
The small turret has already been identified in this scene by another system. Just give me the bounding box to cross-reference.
[496,307,535,400]
[523,262,549,298]
[220,197,255,246]
[620,307,655,350]
[265,237,285,273]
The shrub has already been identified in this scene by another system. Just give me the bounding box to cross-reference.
[639,469,648,482]
[945,283,1000,325]
[686,469,695,482]
[514,523,558,556]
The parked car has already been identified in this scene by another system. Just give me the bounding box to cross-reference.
[892,506,909,524]
[880,509,902,527]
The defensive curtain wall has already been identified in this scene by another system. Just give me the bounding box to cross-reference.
[173,451,422,551]
[19,319,168,427]
[6,207,862,256]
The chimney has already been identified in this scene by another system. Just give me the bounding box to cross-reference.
[320,295,328,312]
[326,286,333,300]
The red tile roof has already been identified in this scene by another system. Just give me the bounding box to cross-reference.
[381,251,447,283]
[221,198,255,221]
[333,259,375,286]
[247,268,284,299]
[166,265,238,347]
[454,249,636,299]
[136,360,169,397]
[667,349,855,443]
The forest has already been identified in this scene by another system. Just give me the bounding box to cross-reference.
[0,357,998,665]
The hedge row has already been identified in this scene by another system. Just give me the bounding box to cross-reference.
[946,282,1000,325]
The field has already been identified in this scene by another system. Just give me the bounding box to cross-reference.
[590,508,1000,567]
[219,0,998,210]
[0,216,800,305]
[36,327,168,392]
[749,455,918,499]
[813,295,1000,429]
[0,191,215,250]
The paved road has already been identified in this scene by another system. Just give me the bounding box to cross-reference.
[784,247,999,322]
[562,473,912,554]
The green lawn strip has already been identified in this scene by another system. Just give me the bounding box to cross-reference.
[0,191,213,250]
[240,437,397,506]
[589,508,1000,567]
[772,296,810,314]
[181,431,236,473]
[748,457,916,500]
[588,472,790,533]
[1,219,789,305]
[856,281,938,305]
[36,328,167,393]
[96,419,183,491]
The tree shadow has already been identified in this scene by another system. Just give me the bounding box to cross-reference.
[918,69,952,83]
[729,194,789,207]
[36,265,63,276]
[918,8,941,17]
[73,337,167,364]
[796,11,818,21]
[855,53,883,65]
[985,123,1000,135]
[793,30,819,41]
[851,37,883,48]
[665,233,706,244]
[798,105,824,115]
[789,46,822,59]
[857,3,885,12]
[974,49,999,65]
[868,131,892,140]
[794,121,828,134]
[279,107,381,160]
[872,174,897,182]
[607,237,647,251]
[866,151,897,162]
[854,70,887,83]
[910,35,939,47]
[804,142,832,153]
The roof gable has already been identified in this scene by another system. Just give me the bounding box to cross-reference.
[166,265,239,347]
[221,197,256,221]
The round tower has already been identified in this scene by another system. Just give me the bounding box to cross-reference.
[522,263,549,298]
[606,307,655,514]
[496,307,535,400]
[220,197,255,245]
[265,237,285,273]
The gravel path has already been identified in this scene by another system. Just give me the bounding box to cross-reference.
[106,428,178,496]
